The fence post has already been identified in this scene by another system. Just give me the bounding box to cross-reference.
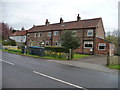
[68,49,72,60]
[106,51,110,66]
[24,46,27,54]
[69,49,72,60]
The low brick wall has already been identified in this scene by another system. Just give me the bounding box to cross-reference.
[3,46,18,50]
[109,56,120,65]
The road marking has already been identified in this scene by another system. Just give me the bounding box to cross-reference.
[33,71,86,89]
[0,59,15,65]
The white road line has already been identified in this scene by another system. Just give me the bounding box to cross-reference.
[0,59,15,65]
[33,71,86,89]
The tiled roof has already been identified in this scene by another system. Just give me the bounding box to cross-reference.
[28,18,101,32]
[11,30,27,36]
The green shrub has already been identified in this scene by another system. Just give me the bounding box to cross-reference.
[2,39,16,46]
[45,46,69,53]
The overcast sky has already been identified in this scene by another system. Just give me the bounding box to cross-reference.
[1,0,119,32]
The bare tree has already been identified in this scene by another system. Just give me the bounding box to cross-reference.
[0,22,11,40]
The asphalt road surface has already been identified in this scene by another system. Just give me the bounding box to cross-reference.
[1,52,118,88]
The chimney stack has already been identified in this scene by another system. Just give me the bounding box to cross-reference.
[77,14,81,21]
[60,17,63,24]
[21,27,25,30]
[45,19,50,25]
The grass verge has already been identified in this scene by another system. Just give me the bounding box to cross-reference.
[107,65,120,70]
[74,54,89,59]
[2,49,89,60]
[2,49,66,60]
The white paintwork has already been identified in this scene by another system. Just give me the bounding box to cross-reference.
[0,59,15,65]
[10,35,26,43]
[33,71,85,89]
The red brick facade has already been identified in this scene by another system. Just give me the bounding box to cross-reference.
[26,15,114,55]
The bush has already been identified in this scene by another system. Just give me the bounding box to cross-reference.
[44,51,67,59]
[44,46,68,59]
[45,46,69,53]
[2,39,16,46]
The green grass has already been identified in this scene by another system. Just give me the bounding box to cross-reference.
[74,54,89,59]
[43,56,66,60]
[108,65,120,70]
[2,49,66,60]
[2,49,89,60]
[2,49,22,55]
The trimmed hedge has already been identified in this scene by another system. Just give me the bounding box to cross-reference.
[45,46,69,53]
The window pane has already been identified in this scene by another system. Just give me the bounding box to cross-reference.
[85,44,92,47]
[99,46,105,49]
[87,30,93,36]
[54,31,58,35]
[34,33,37,37]
[98,43,106,50]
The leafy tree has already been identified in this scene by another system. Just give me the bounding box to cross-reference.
[105,35,118,47]
[62,31,81,59]
[105,30,119,55]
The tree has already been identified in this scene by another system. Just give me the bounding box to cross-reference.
[105,30,119,55]
[2,39,16,46]
[0,22,11,40]
[10,27,16,33]
[62,31,81,59]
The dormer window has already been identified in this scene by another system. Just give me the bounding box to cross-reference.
[87,30,93,36]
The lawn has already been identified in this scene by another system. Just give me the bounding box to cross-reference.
[74,54,89,59]
[108,65,120,70]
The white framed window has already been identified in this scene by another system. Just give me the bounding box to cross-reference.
[55,41,58,46]
[87,29,93,36]
[72,31,77,36]
[48,32,51,37]
[54,31,58,36]
[45,41,49,46]
[38,33,42,37]
[98,43,106,50]
[27,34,29,37]
[34,33,37,37]
[84,41,93,48]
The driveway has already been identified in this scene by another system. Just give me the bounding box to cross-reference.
[74,55,107,65]
[47,55,118,74]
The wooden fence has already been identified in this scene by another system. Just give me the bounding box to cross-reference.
[108,56,120,65]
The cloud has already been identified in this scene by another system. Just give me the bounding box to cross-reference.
[1,0,118,32]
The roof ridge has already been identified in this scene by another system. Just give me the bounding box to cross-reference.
[34,17,101,27]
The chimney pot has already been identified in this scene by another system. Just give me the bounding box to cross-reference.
[45,19,50,25]
[60,17,63,23]
[77,14,81,21]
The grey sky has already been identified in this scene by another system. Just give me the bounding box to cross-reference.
[1,0,119,32]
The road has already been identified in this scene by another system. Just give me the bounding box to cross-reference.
[1,52,118,88]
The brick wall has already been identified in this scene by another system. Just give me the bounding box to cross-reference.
[94,37,109,55]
